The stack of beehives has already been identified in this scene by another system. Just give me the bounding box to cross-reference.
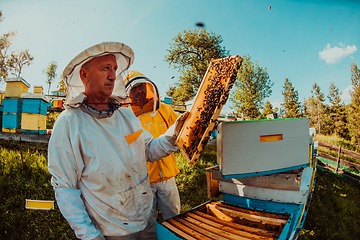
[2,78,49,134]
[2,77,30,133]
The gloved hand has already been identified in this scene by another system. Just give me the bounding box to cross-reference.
[164,111,189,145]
[174,111,190,139]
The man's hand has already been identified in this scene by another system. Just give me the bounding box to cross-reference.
[174,111,189,139]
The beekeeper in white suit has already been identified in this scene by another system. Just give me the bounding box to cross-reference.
[47,42,188,240]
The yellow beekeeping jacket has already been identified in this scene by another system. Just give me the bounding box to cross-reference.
[138,103,180,183]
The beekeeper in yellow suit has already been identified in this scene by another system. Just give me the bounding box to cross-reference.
[47,42,188,240]
[124,70,181,221]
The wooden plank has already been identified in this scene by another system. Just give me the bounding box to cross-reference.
[210,204,288,226]
[166,218,212,240]
[161,222,197,240]
[176,217,230,240]
[215,202,289,220]
[186,212,276,240]
[25,199,54,210]
[182,214,250,240]
[318,152,360,171]
[318,141,360,161]
[192,210,278,239]
[207,204,234,222]
[343,170,360,180]
[0,131,50,143]
[206,170,219,199]
[219,180,309,205]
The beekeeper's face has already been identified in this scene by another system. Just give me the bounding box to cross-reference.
[80,54,118,101]
[130,83,147,104]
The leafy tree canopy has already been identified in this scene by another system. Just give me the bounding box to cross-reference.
[281,78,300,118]
[43,61,57,94]
[229,55,273,119]
[164,28,229,104]
[348,62,360,145]
[260,100,274,119]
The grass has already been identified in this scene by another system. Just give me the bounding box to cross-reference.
[0,143,75,240]
[175,144,219,213]
[299,167,360,240]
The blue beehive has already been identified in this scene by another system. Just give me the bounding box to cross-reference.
[3,98,23,114]
[22,98,48,115]
[2,98,23,133]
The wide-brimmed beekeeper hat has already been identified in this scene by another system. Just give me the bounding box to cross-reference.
[63,42,134,105]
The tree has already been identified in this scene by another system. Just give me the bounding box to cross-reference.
[347,62,360,146]
[8,49,34,77]
[229,55,273,119]
[304,82,326,134]
[58,75,66,91]
[327,81,348,138]
[260,101,274,119]
[0,11,17,81]
[281,78,300,118]
[43,61,57,95]
[164,28,229,104]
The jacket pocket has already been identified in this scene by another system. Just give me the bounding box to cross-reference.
[125,129,143,145]
[113,176,152,222]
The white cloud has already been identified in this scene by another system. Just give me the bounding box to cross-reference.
[319,43,357,64]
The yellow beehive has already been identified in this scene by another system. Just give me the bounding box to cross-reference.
[21,113,47,134]
[33,86,44,94]
[0,92,4,105]
[2,128,21,133]
[4,77,31,98]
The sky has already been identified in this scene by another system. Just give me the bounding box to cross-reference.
[1,0,359,113]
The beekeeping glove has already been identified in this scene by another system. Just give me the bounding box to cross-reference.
[164,111,189,145]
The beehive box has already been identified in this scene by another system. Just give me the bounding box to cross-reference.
[52,99,63,108]
[21,93,49,115]
[2,98,23,133]
[0,92,4,105]
[207,165,314,205]
[21,93,49,134]
[175,55,243,165]
[156,200,291,240]
[33,86,44,94]
[3,98,23,114]
[2,114,21,133]
[217,118,311,179]
[21,113,47,134]
[4,77,30,98]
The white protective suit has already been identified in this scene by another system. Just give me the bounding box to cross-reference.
[47,42,179,239]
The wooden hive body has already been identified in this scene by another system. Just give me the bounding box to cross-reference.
[33,86,44,94]
[217,118,311,178]
[4,77,30,98]
[20,93,49,135]
[157,118,316,240]
[2,98,23,133]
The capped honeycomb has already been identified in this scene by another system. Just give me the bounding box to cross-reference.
[175,55,243,165]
